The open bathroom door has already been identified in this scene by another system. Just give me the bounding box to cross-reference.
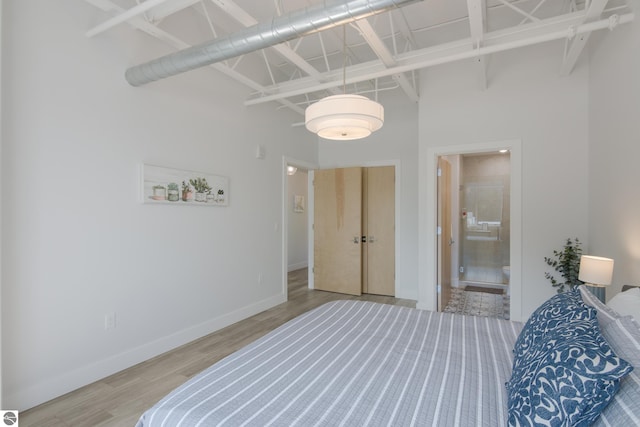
[437,157,453,311]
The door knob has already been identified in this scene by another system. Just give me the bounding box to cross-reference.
[352,236,360,244]
[369,235,376,243]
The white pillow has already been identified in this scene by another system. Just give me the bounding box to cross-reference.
[607,287,640,322]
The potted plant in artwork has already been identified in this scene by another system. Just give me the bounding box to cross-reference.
[181,180,193,202]
[216,189,225,203]
[152,185,166,200]
[189,177,212,202]
[544,237,584,293]
[167,182,180,201]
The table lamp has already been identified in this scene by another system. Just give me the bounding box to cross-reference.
[578,255,614,302]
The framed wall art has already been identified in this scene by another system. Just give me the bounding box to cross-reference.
[140,164,229,206]
[294,195,305,213]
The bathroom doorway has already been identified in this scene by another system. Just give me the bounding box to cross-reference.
[460,152,510,290]
[437,151,511,319]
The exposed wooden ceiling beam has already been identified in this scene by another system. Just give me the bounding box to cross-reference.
[147,0,201,22]
[560,0,610,76]
[209,0,341,95]
[496,0,541,22]
[355,19,419,102]
[391,8,418,49]
[467,0,487,90]
[83,0,304,115]
[245,11,634,106]
[83,0,631,110]
[86,0,173,37]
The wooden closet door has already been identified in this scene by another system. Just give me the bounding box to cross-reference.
[363,166,395,296]
[313,167,362,296]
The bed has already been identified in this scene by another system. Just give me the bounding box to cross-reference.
[136,289,640,427]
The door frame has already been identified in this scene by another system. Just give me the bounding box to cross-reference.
[281,156,319,301]
[418,140,523,321]
[306,159,401,295]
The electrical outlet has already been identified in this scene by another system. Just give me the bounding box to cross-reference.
[105,312,116,330]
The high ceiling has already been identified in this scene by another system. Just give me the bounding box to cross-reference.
[83,0,633,115]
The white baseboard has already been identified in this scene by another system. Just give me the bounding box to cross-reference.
[287,261,308,272]
[6,293,286,411]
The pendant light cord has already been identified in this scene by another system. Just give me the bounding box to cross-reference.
[342,25,347,94]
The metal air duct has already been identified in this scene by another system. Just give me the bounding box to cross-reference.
[125,0,421,86]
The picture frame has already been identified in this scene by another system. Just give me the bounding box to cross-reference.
[294,195,305,213]
[140,164,229,206]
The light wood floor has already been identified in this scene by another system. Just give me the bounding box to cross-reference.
[21,268,415,427]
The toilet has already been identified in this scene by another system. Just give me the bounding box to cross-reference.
[502,266,510,282]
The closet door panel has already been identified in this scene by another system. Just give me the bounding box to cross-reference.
[365,166,395,296]
[314,167,362,296]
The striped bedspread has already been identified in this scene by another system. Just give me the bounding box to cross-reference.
[136,300,522,427]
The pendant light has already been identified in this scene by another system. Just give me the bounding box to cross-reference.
[305,25,384,141]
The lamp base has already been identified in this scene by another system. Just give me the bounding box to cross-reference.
[585,285,606,303]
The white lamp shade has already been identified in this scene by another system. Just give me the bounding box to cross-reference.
[578,255,614,286]
[305,94,384,141]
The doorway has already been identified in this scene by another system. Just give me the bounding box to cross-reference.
[282,157,317,302]
[286,164,309,300]
[421,141,522,321]
[437,152,511,319]
[286,165,309,274]
[458,153,511,290]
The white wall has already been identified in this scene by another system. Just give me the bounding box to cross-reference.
[318,91,419,300]
[418,43,590,319]
[287,170,308,271]
[588,0,640,297]
[0,0,316,410]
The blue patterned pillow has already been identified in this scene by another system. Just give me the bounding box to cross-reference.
[509,288,591,387]
[507,310,633,426]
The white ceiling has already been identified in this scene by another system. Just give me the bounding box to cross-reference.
[83,0,633,115]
